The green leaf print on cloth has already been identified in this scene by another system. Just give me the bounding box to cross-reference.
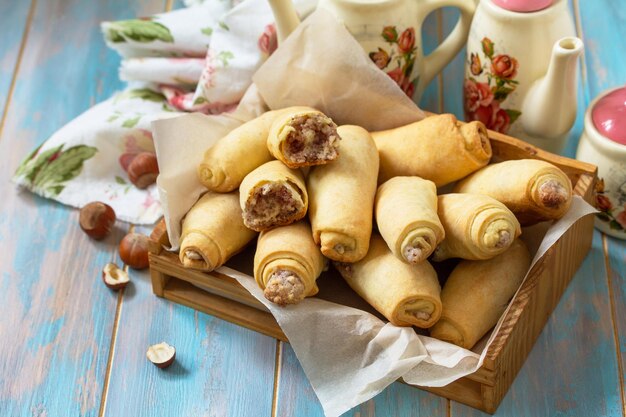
[115,88,167,103]
[14,144,98,197]
[105,19,174,43]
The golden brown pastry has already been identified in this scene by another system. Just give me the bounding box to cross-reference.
[375,176,445,264]
[179,192,257,271]
[254,221,325,306]
[372,114,491,186]
[239,161,308,232]
[267,107,341,168]
[197,111,279,192]
[430,239,531,349]
[307,125,379,262]
[453,159,573,225]
[433,193,521,261]
[335,235,442,328]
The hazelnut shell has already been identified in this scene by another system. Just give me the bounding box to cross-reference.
[102,263,129,291]
[127,152,159,189]
[119,233,152,270]
[79,202,116,240]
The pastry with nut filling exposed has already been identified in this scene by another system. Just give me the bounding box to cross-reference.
[239,161,307,232]
[254,221,325,306]
[268,107,341,168]
[180,192,256,271]
[375,176,445,264]
[433,193,521,261]
[453,159,572,225]
[334,234,442,329]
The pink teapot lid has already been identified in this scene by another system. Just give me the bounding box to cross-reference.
[592,86,626,146]
[492,0,553,12]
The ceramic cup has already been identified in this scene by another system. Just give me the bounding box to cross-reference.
[576,85,626,239]
[317,0,475,102]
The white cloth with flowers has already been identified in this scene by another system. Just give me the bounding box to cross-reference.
[13,0,314,224]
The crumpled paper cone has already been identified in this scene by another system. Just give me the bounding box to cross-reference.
[253,9,424,130]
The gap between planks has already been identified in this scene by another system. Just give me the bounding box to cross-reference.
[0,0,36,141]
[100,2,177,414]
[98,224,134,417]
[271,340,284,417]
[602,235,626,417]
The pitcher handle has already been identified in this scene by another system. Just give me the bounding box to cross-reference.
[267,0,302,42]
[419,0,475,87]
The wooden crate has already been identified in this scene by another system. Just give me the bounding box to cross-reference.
[149,127,597,414]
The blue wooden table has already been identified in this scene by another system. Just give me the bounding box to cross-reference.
[1,0,625,416]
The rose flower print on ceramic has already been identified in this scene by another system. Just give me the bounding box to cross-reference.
[369,26,418,98]
[464,37,521,134]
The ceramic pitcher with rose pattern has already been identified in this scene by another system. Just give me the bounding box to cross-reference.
[268,0,476,102]
[463,0,583,153]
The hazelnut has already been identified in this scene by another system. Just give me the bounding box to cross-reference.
[127,152,159,189]
[147,342,176,369]
[102,263,129,291]
[119,232,153,269]
[79,202,116,240]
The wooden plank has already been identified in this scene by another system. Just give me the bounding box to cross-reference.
[451,232,623,417]
[103,224,277,417]
[605,237,626,417]
[0,0,31,122]
[275,343,448,417]
[0,1,166,416]
[577,1,626,415]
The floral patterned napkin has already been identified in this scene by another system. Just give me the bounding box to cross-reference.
[14,0,311,224]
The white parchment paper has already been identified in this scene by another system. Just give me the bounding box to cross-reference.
[151,9,597,417]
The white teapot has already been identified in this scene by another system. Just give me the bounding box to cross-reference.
[269,0,476,102]
[463,0,583,153]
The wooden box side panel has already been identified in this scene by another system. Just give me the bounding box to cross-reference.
[486,213,595,410]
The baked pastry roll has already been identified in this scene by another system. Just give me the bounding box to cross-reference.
[433,193,521,261]
[267,107,341,168]
[239,160,307,232]
[372,114,492,186]
[179,192,256,271]
[335,235,442,328]
[430,239,531,349]
[254,221,325,306]
[307,125,379,262]
[197,110,278,192]
[375,176,444,264]
[453,159,572,225]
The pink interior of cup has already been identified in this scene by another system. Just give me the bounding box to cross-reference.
[491,0,553,12]
[592,87,626,146]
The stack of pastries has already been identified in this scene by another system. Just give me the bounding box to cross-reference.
[179,108,573,350]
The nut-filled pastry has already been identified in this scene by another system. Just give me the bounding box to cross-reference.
[433,193,521,261]
[307,125,379,263]
[372,114,492,186]
[454,159,573,225]
[430,239,531,349]
[335,235,442,328]
[239,161,308,232]
[267,107,341,168]
[197,110,278,192]
[375,176,445,264]
[254,221,325,306]
[179,192,257,271]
